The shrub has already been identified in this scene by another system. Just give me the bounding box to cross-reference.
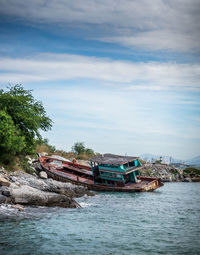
[0,85,52,165]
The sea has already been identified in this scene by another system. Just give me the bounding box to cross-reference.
[0,183,200,255]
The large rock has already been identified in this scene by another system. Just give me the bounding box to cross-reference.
[11,204,24,211]
[140,163,183,182]
[192,177,200,182]
[0,176,10,187]
[0,194,7,204]
[9,184,77,207]
[33,162,43,172]
[9,172,93,197]
[39,171,48,179]
[183,177,192,182]
[0,186,11,196]
[5,171,93,208]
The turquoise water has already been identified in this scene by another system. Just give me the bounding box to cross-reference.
[0,183,200,255]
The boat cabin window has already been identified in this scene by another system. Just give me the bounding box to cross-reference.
[129,161,135,167]
[123,161,136,169]
[99,164,119,169]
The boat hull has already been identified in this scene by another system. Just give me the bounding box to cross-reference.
[39,156,163,192]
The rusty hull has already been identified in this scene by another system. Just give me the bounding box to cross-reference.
[39,156,164,192]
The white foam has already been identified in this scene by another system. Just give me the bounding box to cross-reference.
[79,202,91,208]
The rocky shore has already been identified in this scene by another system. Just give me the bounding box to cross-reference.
[0,164,93,210]
[75,160,200,182]
[140,163,200,182]
[1,156,199,210]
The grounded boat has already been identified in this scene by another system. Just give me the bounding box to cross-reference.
[39,153,164,192]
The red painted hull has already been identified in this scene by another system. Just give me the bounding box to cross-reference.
[39,156,164,192]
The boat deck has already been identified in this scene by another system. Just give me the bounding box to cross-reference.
[62,163,93,176]
[46,165,159,191]
[48,165,94,185]
[40,156,163,192]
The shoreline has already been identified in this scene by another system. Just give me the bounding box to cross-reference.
[0,168,94,210]
[1,157,199,210]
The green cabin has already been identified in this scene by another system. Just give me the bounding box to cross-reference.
[90,154,142,187]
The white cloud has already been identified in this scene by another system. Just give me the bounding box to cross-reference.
[0,0,199,52]
[35,85,200,159]
[1,53,199,158]
[101,30,200,52]
[0,53,199,91]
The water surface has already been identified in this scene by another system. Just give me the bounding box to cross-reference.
[0,183,200,255]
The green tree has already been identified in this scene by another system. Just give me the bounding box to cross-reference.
[85,148,94,155]
[0,85,52,164]
[72,142,86,155]
[71,142,95,159]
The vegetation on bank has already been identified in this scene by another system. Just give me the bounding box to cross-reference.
[0,85,52,166]
[0,85,96,171]
[183,167,200,178]
[36,140,96,160]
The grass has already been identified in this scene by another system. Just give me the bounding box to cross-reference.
[183,167,200,177]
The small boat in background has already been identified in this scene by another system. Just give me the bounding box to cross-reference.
[39,153,163,192]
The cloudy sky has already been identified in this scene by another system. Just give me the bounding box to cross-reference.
[0,0,200,159]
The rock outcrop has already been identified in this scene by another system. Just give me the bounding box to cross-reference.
[0,194,7,204]
[140,163,185,182]
[0,169,93,208]
[9,183,74,207]
[0,176,10,187]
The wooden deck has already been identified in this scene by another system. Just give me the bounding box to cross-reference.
[40,156,163,192]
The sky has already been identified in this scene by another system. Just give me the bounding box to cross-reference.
[0,0,200,160]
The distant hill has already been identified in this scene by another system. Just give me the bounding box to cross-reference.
[185,155,200,165]
[140,153,200,166]
[140,153,183,164]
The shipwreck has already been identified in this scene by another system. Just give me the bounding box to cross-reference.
[39,153,163,192]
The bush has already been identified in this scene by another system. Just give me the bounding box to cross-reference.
[19,157,35,174]
[183,167,200,177]
[0,85,52,165]
[36,138,56,154]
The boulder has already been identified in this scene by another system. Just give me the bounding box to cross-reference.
[70,199,82,208]
[15,181,21,186]
[39,171,48,179]
[0,177,10,187]
[0,166,6,174]
[183,177,192,182]
[191,177,200,182]
[140,163,184,182]
[25,156,32,165]
[0,186,11,197]
[0,194,7,204]
[33,162,43,172]
[9,184,78,207]
[2,171,92,208]
[11,204,24,211]
[9,176,18,182]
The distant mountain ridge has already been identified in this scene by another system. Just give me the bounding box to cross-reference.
[185,155,200,165]
[140,153,200,165]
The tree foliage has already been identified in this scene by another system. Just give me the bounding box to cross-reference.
[0,85,52,163]
[72,142,86,155]
[183,167,200,177]
[71,142,95,159]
